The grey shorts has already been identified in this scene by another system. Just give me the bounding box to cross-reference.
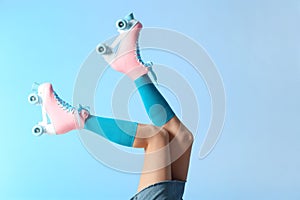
[130,180,186,200]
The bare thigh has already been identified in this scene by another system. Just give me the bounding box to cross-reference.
[163,116,194,181]
[132,124,172,192]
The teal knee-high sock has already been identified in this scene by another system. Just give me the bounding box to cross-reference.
[134,74,175,126]
[84,115,138,147]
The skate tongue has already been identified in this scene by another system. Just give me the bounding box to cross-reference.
[74,104,90,129]
[76,104,90,113]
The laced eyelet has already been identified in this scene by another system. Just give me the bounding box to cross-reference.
[53,92,75,113]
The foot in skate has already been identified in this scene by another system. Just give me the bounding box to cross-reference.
[28,82,90,136]
[96,13,156,81]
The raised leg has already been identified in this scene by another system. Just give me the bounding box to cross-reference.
[133,124,172,192]
[98,12,194,186]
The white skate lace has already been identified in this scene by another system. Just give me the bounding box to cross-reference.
[135,31,157,83]
[53,91,75,113]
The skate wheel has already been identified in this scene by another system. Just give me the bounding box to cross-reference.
[116,19,128,30]
[32,125,44,136]
[96,44,108,55]
[28,93,39,105]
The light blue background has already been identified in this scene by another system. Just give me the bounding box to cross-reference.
[1,0,299,199]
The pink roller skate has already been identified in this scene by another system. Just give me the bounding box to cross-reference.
[96,13,157,81]
[28,83,89,136]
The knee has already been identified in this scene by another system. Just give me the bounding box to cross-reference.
[148,127,170,146]
[158,128,170,143]
[178,130,194,146]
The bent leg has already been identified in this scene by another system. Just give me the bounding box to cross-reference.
[133,124,172,192]
[163,116,194,181]
[99,12,194,183]
[134,75,194,181]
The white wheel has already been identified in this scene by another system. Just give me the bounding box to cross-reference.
[32,125,44,136]
[28,93,39,105]
[116,19,128,30]
[96,43,108,55]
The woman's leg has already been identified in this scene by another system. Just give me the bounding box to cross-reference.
[29,82,141,147]
[28,82,173,194]
[100,13,194,183]
[132,124,172,192]
[134,74,194,181]
[163,116,194,181]
[85,116,190,191]
[29,81,178,193]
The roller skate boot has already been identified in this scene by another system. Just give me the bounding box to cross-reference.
[28,83,90,136]
[96,13,156,81]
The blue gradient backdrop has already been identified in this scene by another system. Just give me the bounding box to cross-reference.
[1,0,299,199]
